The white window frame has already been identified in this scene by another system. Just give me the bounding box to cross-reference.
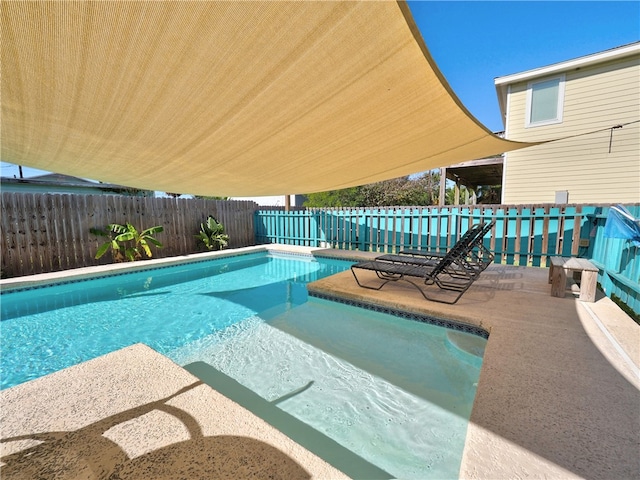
[525,74,565,128]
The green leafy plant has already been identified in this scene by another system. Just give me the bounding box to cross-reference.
[195,216,229,251]
[90,223,163,262]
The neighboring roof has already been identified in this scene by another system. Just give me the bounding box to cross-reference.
[0,173,149,194]
[1,1,535,197]
[494,41,640,124]
[4,173,102,187]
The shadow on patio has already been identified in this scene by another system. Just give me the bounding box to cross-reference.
[0,344,347,480]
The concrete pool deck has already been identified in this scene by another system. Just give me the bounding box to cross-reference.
[311,248,640,479]
[1,245,639,479]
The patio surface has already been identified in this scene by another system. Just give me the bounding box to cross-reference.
[1,245,638,479]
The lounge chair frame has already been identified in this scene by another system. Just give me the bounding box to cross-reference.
[350,222,494,304]
[401,221,494,274]
[377,221,494,276]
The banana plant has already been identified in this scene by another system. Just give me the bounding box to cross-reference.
[195,216,229,251]
[90,223,163,262]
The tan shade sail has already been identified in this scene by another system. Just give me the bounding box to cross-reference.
[1,1,534,196]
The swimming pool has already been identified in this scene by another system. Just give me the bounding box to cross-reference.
[1,251,486,479]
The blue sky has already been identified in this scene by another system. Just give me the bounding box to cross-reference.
[2,1,639,179]
[407,1,640,132]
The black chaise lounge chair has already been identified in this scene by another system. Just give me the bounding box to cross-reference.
[396,221,495,276]
[350,222,494,304]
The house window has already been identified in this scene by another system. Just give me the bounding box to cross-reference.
[525,75,565,127]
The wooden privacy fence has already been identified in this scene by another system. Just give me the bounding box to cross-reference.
[1,193,257,278]
[255,204,639,314]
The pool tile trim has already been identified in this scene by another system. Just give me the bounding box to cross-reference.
[310,291,489,339]
[0,249,343,295]
[0,251,261,294]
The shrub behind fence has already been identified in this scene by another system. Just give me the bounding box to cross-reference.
[1,193,257,278]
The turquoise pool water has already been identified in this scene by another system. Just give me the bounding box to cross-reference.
[0,251,486,479]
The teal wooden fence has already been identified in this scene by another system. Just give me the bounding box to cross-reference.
[255,204,639,314]
[587,205,640,315]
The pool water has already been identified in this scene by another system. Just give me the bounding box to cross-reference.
[0,251,486,479]
[0,252,338,388]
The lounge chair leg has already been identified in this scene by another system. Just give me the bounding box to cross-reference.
[407,279,466,304]
[350,267,390,291]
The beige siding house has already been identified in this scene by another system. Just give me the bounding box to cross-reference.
[495,42,639,204]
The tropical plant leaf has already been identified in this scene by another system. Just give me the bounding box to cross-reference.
[115,232,135,242]
[92,222,162,262]
[90,227,109,237]
[95,242,111,259]
[140,242,153,258]
[196,216,229,250]
[142,225,163,235]
[124,247,137,262]
[109,223,128,234]
[144,237,163,247]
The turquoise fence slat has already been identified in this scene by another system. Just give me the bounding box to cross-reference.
[505,207,517,265]
[449,207,460,252]
[459,208,470,242]
[561,206,577,257]
[577,206,597,258]
[531,207,545,267]
[439,208,450,253]
[546,207,560,265]
[429,209,439,251]
[519,207,531,266]
[288,211,295,245]
[493,208,505,263]
[368,209,377,252]
[481,207,496,260]
[334,210,342,248]
[356,210,364,249]
[402,208,411,251]
[385,209,394,253]
[410,208,421,250]
[340,210,347,249]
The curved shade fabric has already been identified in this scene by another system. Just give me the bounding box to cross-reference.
[1,1,534,196]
